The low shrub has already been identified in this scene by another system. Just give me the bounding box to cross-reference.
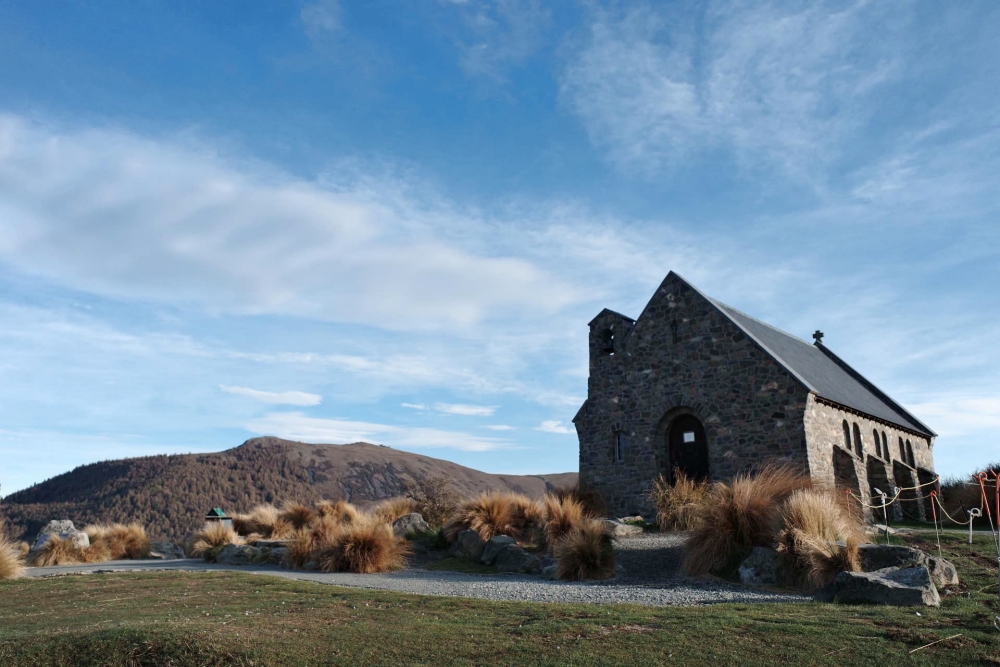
[649,470,710,532]
[683,464,812,576]
[0,533,26,580]
[401,476,462,528]
[190,522,245,560]
[443,491,544,543]
[85,522,151,560]
[553,519,615,581]
[367,497,418,525]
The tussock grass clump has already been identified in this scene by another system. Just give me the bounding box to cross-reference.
[541,494,585,547]
[191,522,245,560]
[19,542,29,559]
[0,533,26,580]
[278,503,315,531]
[554,519,615,581]
[232,504,294,540]
[27,535,83,567]
[683,465,811,576]
[85,523,151,560]
[315,500,359,525]
[775,488,864,588]
[315,520,410,574]
[550,483,607,519]
[368,497,418,525]
[443,491,544,543]
[649,470,710,532]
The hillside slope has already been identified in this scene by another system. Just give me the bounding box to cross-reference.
[1,437,576,541]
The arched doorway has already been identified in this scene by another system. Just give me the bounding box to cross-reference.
[667,414,709,484]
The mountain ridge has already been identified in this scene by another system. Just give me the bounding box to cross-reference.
[1,436,577,541]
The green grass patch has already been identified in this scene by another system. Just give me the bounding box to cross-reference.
[0,534,997,666]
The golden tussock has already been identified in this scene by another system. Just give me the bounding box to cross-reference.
[648,470,710,532]
[85,522,151,560]
[553,519,616,581]
[190,522,245,559]
[443,491,544,543]
[367,497,418,525]
[0,533,26,580]
[541,494,585,548]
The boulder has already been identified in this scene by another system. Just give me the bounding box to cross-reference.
[605,520,642,538]
[214,544,258,566]
[481,535,517,566]
[149,541,186,560]
[392,513,431,538]
[450,529,486,561]
[738,547,789,586]
[31,520,90,552]
[541,564,559,579]
[267,547,288,564]
[856,544,958,588]
[816,566,941,607]
[494,544,537,573]
[253,539,292,550]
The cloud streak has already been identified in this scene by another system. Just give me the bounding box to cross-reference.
[219,385,322,406]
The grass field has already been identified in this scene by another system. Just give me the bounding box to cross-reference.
[0,533,997,666]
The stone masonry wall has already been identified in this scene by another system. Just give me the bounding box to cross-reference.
[576,273,813,517]
[803,396,935,520]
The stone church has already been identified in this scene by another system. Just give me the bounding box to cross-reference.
[574,271,937,520]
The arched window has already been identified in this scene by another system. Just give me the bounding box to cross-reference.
[842,421,851,450]
[872,429,881,458]
[881,432,889,461]
[898,437,905,461]
[852,422,863,457]
[615,431,625,463]
[599,329,615,356]
[906,440,914,467]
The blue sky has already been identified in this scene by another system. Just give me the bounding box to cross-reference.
[1,0,997,495]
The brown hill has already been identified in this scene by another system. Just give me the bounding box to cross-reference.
[0,437,576,542]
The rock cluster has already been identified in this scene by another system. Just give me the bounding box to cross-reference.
[392,513,430,538]
[30,520,89,552]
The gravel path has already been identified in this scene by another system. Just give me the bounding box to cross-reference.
[25,534,809,607]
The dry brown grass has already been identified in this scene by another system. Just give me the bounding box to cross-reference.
[27,535,83,567]
[190,522,245,559]
[683,464,811,576]
[315,500,359,525]
[232,504,294,539]
[367,497,418,525]
[84,523,151,560]
[19,542,29,558]
[315,520,410,574]
[0,534,26,580]
[284,529,316,569]
[648,470,710,532]
[774,488,864,588]
[443,491,544,543]
[541,494,585,548]
[278,502,316,530]
[553,518,615,581]
[550,483,608,519]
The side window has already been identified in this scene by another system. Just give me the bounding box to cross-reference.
[615,431,625,463]
[906,440,914,467]
[898,437,905,461]
[852,422,863,457]
[872,429,881,458]
[599,329,615,356]
[842,421,851,450]
[881,432,889,461]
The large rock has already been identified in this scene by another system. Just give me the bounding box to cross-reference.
[214,544,259,566]
[254,539,292,550]
[494,543,537,573]
[738,547,789,586]
[31,520,90,552]
[481,535,517,566]
[392,513,431,538]
[605,520,642,538]
[816,566,941,607]
[149,541,186,560]
[856,544,958,588]
[450,529,486,561]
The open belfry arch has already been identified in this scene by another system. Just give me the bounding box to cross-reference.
[574,271,937,518]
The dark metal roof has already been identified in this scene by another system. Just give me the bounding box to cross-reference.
[587,308,636,327]
[709,298,935,437]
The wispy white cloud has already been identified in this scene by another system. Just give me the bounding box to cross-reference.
[444,0,550,81]
[0,115,580,332]
[301,0,341,41]
[560,0,905,179]
[401,402,426,410]
[485,424,515,431]
[244,411,512,451]
[219,384,322,406]
[535,419,573,434]
[433,402,496,416]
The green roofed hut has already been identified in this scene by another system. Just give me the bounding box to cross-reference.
[205,507,232,529]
